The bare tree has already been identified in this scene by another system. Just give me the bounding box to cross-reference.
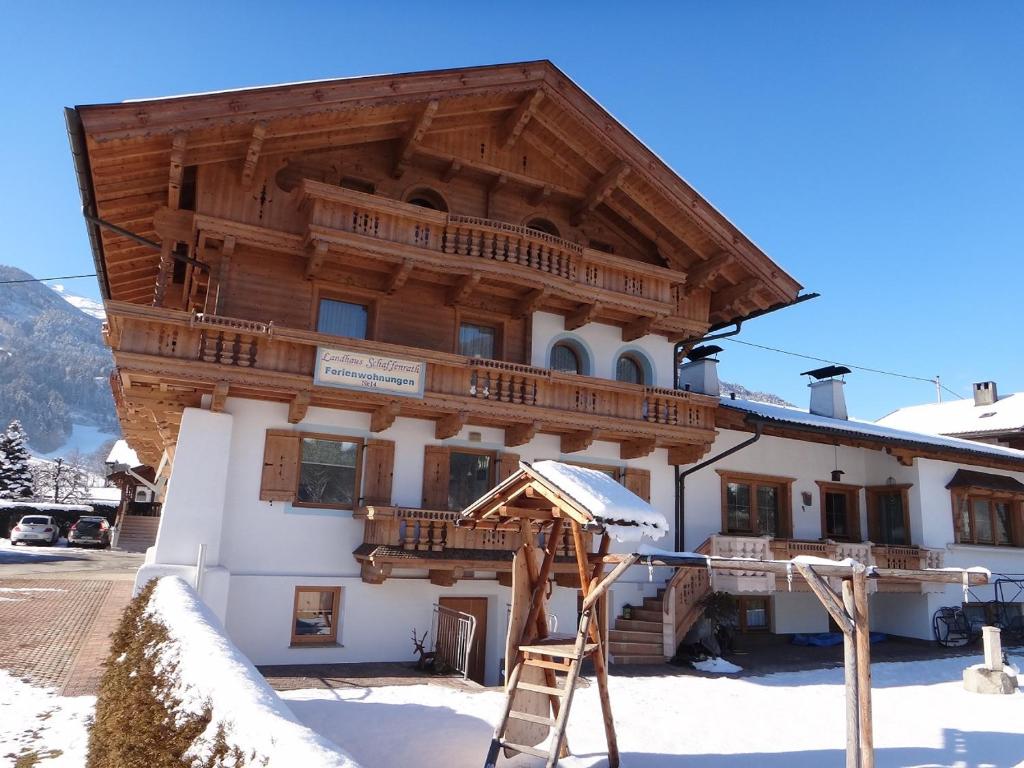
[32,456,91,504]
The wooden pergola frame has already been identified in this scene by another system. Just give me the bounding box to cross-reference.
[463,462,989,768]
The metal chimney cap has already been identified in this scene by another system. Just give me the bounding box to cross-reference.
[800,365,851,380]
[687,344,724,362]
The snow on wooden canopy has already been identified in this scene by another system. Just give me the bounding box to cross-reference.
[460,459,668,543]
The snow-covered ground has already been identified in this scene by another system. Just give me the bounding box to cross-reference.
[281,656,1024,768]
[32,422,118,461]
[0,671,94,767]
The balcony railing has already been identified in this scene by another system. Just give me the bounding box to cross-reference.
[300,180,681,311]
[105,303,718,443]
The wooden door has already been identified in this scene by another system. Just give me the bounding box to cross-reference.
[440,597,488,685]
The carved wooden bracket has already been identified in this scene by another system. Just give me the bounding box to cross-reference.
[435,411,468,440]
[561,430,595,454]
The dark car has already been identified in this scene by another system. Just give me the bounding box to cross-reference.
[68,516,112,548]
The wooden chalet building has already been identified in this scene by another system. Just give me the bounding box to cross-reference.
[67,61,813,681]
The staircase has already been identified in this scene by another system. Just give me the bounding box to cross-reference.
[608,539,714,665]
[116,516,160,553]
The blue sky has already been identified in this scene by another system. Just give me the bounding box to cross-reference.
[2,2,1021,419]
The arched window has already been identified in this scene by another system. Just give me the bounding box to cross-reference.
[404,187,448,212]
[526,218,560,238]
[551,342,582,374]
[616,354,644,385]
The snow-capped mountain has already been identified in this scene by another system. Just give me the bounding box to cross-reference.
[50,283,105,319]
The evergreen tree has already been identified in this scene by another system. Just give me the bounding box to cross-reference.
[0,419,34,499]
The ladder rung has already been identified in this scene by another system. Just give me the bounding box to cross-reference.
[500,741,550,759]
[517,681,566,697]
[524,657,572,672]
[508,710,557,727]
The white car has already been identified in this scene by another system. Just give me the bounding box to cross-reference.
[10,515,60,546]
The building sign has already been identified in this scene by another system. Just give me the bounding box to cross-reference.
[314,347,426,398]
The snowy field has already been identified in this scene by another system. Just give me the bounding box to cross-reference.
[3,656,1022,766]
[281,656,1024,768]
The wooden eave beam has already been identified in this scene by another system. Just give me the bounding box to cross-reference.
[516,287,550,318]
[529,184,552,207]
[392,99,440,179]
[441,158,462,182]
[501,90,544,149]
[621,314,662,342]
[446,272,481,306]
[305,240,328,279]
[710,277,760,313]
[288,391,311,424]
[571,161,630,226]
[240,122,268,188]
[370,402,401,433]
[685,252,733,291]
[505,420,540,448]
[667,443,713,466]
[209,382,229,412]
[561,430,595,454]
[620,439,656,460]
[435,411,468,440]
[167,133,187,210]
[565,302,602,331]
[485,173,508,218]
[384,260,414,294]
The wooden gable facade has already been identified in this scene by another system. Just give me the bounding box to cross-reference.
[68,61,803,466]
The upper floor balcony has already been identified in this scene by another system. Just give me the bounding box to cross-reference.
[104,302,718,463]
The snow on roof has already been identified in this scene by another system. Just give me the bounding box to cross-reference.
[877,393,1024,437]
[529,460,668,543]
[721,396,1024,466]
[105,439,140,467]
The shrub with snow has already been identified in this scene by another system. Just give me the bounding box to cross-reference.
[0,419,33,499]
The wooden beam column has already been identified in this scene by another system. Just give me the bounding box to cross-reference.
[393,99,439,178]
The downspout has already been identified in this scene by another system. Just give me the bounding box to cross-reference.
[674,417,763,552]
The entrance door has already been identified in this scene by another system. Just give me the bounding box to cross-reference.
[439,597,488,685]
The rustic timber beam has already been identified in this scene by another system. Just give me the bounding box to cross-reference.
[288,391,311,424]
[167,133,187,210]
[505,420,540,448]
[561,430,595,454]
[887,448,916,467]
[446,272,481,306]
[441,158,462,182]
[501,90,544,149]
[529,184,552,207]
[794,564,855,634]
[666,443,712,466]
[620,439,656,460]
[392,99,439,179]
[621,315,662,342]
[384,260,414,295]
[429,567,464,587]
[516,287,549,318]
[370,402,401,433]
[565,302,602,331]
[209,382,229,413]
[240,122,268,189]
[685,252,732,291]
[360,561,392,585]
[710,278,760,313]
[485,173,508,218]
[305,240,328,279]
[435,411,468,440]
[571,161,630,226]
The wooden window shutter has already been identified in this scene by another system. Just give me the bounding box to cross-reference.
[496,452,521,483]
[362,439,396,506]
[260,430,300,502]
[422,445,451,509]
[623,468,651,503]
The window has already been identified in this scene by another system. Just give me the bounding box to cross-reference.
[718,472,792,537]
[296,437,362,509]
[615,353,645,385]
[448,450,495,511]
[736,596,770,632]
[955,493,1015,546]
[291,586,341,645]
[551,342,582,374]
[459,322,496,359]
[817,482,861,542]
[404,187,448,211]
[317,298,368,339]
[866,485,911,545]
[525,218,560,238]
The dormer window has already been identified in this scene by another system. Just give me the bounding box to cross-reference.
[404,187,448,212]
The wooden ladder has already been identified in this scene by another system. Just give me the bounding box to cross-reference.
[485,611,598,767]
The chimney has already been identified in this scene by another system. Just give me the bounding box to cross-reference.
[801,365,851,420]
[973,381,998,407]
[678,344,722,396]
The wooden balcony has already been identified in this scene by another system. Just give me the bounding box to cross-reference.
[353,505,591,585]
[184,181,708,338]
[701,535,945,595]
[104,302,718,464]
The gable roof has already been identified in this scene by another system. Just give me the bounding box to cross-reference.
[67,60,802,323]
[719,396,1024,471]
[877,393,1024,438]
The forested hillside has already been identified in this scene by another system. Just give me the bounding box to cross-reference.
[0,265,117,452]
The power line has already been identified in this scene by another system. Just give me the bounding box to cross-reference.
[0,273,97,286]
[722,337,966,400]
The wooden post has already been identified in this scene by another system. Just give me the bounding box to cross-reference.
[852,568,874,768]
[841,578,860,768]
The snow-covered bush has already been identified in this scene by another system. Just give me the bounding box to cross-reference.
[88,577,359,768]
[0,419,33,499]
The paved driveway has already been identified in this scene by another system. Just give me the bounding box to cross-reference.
[0,538,141,695]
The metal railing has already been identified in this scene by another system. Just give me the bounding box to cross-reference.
[431,604,477,680]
